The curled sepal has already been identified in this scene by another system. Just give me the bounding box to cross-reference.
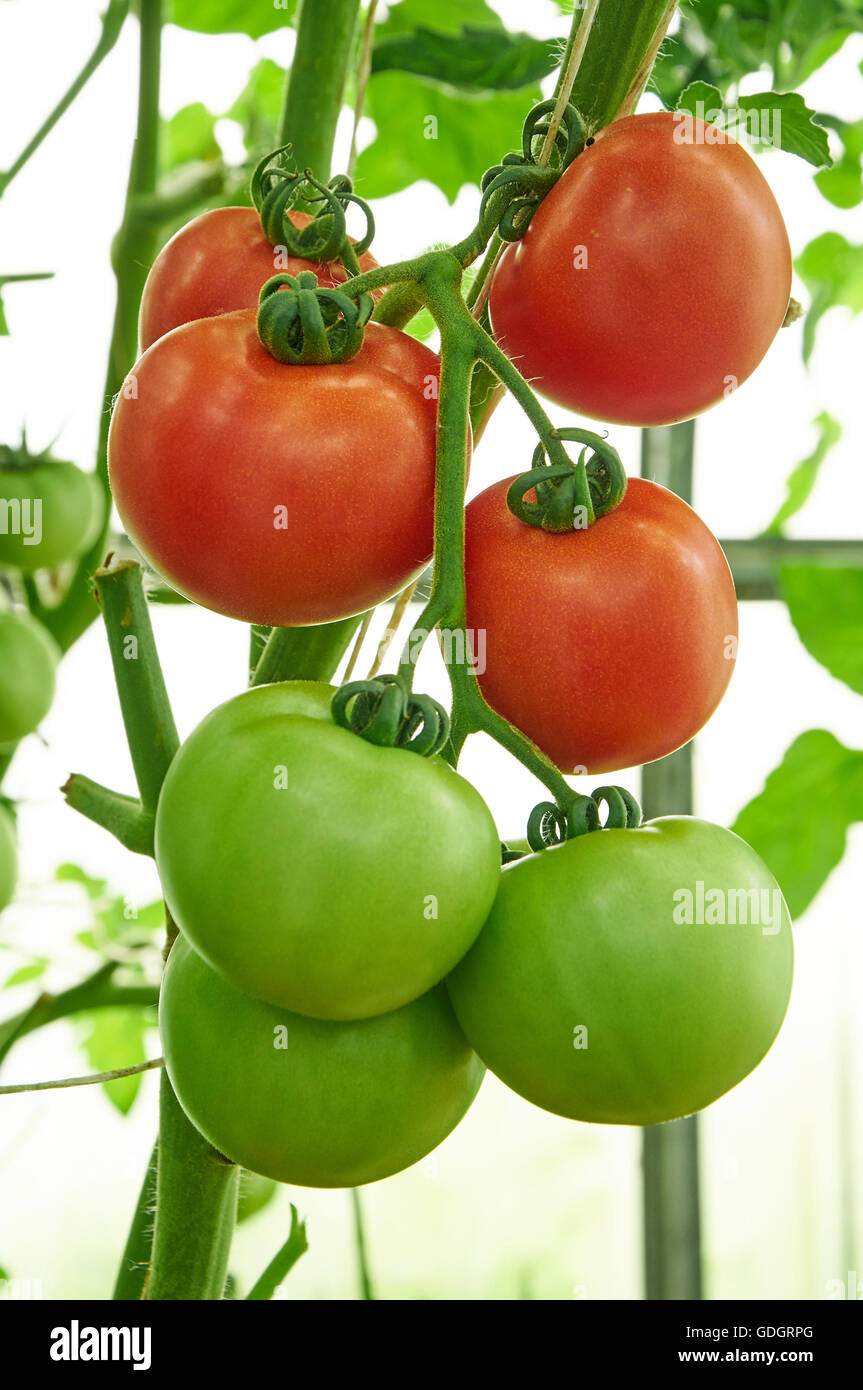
[478,100,587,243]
[251,152,375,264]
[331,674,450,758]
[590,785,643,829]
[507,430,627,533]
[526,796,599,851]
[527,785,644,851]
[256,271,373,365]
[501,841,528,865]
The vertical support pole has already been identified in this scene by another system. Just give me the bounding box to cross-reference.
[640,421,703,1301]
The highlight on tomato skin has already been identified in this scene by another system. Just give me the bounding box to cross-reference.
[488,111,793,428]
[138,206,380,351]
[107,313,441,628]
[464,474,739,775]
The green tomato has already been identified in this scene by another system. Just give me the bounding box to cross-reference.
[447,817,793,1125]
[0,805,17,915]
[161,934,484,1188]
[155,681,501,1020]
[0,452,102,571]
[236,1170,278,1225]
[0,611,60,745]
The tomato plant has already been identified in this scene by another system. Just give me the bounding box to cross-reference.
[0,609,59,745]
[161,933,485,1188]
[0,445,103,571]
[448,817,793,1125]
[464,475,738,773]
[489,112,793,427]
[107,313,441,626]
[138,208,380,350]
[155,681,501,1020]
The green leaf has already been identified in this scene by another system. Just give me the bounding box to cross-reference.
[226,58,287,160]
[815,117,863,209]
[162,103,220,174]
[3,961,47,988]
[356,72,538,203]
[736,92,831,167]
[169,0,296,38]
[372,27,559,92]
[795,231,863,362]
[246,1205,308,1299]
[780,565,863,695]
[763,411,842,534]
[77,1007,153,1116]
[732,730,863,918]
[378,0,503,39]
[55,863,108,899]
[675,81,723,118]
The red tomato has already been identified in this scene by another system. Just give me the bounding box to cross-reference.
[139,208,380,351]
[464,475,738,773]
[108,315,440,626]
[489,112,792,426]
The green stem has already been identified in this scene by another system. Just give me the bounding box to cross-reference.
[93,562,179,814]
[144,1072,240,1301]
[61,774,155,856]
[568,0,678,131]
[113,1139,159,1300]
[30,0,163,653]
[0,1,130,198]
[251,614,366,688]
[276,0,362,176]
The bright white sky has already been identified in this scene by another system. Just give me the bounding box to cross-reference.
[0,2,861,1300]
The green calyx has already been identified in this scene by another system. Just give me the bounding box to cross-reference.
[250,147,374,269]
[331,674,450,758]
[507,429,628,533]
[256,271,374,365]
[0,434,63,474]
[527,786,643,852]
[478,98,587,243]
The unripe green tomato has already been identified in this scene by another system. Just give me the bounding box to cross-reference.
[447,817,793,1125]
[236,1170,278,1224]
[161,935,485,1187]
[0,457,102,571]
[154,681,501,1020]
[0,611,60,745]
[0,805,17,915]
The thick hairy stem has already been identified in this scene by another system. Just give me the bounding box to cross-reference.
[276,0,362,176]
[144,1073,240,1301]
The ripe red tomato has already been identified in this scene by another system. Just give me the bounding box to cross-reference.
[464,475,737,773]
[489,112,792,426]
[139,207,380,350]
[108,314,440,626]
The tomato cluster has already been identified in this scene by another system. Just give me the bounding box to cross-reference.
[117,124,796,1188]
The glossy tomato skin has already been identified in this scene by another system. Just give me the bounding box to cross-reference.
[108,315,440,626]
[139,207,379,350]
[161,934,485,1187]
[464,475,737,773]
[154,682,501,1020]
[489,112,792,426]
[447,817,793,1125]
[0,805,17,915]
[0,459,102,571]
[0,611,60,745]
